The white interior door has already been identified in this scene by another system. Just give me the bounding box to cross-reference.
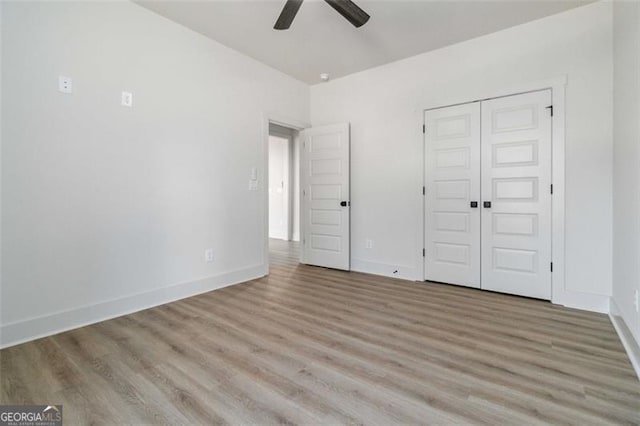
[480,90,552,299]
[301,123,350,270]
[424,103,481,288]
[268,135,289,240]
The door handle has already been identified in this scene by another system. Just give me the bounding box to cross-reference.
[340,201,350,207]
[470,201,478,208]
[483,201,492,208]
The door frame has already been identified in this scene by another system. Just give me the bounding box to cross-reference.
[420,75,569,307]
[262,114,310,276]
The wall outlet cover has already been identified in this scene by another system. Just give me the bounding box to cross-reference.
[58,76,72,94]
[204,249,214,263]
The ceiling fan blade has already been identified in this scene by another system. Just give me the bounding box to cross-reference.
[324,0,370,28]
[274,0,304,30]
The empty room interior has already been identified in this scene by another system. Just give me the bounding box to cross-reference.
[1,0,640,423]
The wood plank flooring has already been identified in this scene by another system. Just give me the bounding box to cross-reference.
[2,239,639,424]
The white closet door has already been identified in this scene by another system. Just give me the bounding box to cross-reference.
[480,90,552,299]
[424,103,481,288]
[301,123,350,271]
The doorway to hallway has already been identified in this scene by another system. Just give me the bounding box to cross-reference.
[268,123,300,242]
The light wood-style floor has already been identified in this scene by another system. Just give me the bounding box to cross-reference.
[2,239,639,424]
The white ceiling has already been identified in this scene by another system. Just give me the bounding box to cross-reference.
[136,0,592,84]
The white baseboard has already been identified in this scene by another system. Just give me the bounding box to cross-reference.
[0,264,265,349]
[351,258,418,281]
[553,291,610,314]
[609,298,640,380]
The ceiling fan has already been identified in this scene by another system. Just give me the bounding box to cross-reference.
[274,0,370,30]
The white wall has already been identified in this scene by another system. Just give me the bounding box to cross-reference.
[612,0,640,351]
[311,1,613,311]
[1,1,309,347]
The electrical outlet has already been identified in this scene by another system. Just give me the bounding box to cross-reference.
[365,239,373,249]
[58,76,72,94]
[204,249,214,263]
[634,289,639,313]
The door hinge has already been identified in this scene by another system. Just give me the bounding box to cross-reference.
[422,186,426,195]
[302,189,306,197]
[422,124,426,134]
[546,105,553,117]
[422,248,426,257]
[550,262,553,272]
[550,184,553,194]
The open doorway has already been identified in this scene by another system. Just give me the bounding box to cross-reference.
[268,123,300,243]
[264,119,351,273]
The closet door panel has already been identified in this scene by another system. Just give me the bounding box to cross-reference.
[480,90,552,300]
[424,103,481,288]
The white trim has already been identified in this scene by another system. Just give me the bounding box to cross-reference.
[351,258,418,281]
[420,76,570,307]
[418,75,568,113]
[286,134,294,241]
[262,113,310,274]
[416,106,427,281]
[292,132,302,242]
[266,114,309,132]
[269,126,295,140]
[0,264,264,349]
[549,80,568,309]
[552,291,610,314]
[610,298,640,380]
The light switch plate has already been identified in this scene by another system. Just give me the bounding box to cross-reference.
[121,91,133,107]
[204,249,214,263]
